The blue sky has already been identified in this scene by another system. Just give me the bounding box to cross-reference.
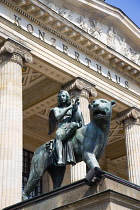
[105,0,140,28]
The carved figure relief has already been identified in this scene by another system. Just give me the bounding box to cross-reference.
[59,8,73,21]
[44,1,140,65]
[119,38,129,57]
[89,19,102,39]
[107,26,116,49]
[130,48,139,63]
[76,15,88,32]
[47,1,58,12]
[136,54,140,66]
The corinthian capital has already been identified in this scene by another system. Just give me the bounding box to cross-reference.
[63,77,97,99]
[116,107,140,125]
[0,39,33,65]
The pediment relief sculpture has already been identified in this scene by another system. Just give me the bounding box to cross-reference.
[59,8,74,21]
[107,26,116,49]
[89,19,102,40]
[76,15,89,32]
[45,1,139,66]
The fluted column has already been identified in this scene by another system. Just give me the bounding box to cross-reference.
[63,77,97,182]
[0,40,32,209]
[116,108,140,185]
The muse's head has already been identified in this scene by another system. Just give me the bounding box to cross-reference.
[58,90,71,107]
[89,99,116,120]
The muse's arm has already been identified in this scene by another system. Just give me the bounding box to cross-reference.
[53,105,73,121]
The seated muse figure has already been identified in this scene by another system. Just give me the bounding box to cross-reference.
[48,90,84,165]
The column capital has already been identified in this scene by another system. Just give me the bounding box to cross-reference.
[63,77,97,99]
[0,39,33,65]
[116,107,140,126]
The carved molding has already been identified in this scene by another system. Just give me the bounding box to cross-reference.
[63,77,97,99]
[116,107,140,126]
[1,0,140,85]
[0,39,33,65]
[0,52,23,65]
[45,1,140,65]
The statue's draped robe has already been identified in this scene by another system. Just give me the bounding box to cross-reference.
[48,108,76,165]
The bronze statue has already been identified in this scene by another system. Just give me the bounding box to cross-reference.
[48,90,84,165]
[22,93,116,200]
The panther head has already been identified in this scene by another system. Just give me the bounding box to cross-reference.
[88,99,116,120]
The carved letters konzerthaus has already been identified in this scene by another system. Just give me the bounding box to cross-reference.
[13,14,129,89]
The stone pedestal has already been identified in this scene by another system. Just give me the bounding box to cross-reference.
[116,107,140,185]
[0,40,32,209]
[4,173,140,210]
[63,78,97,182]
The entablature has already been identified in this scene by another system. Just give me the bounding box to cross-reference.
[1,0,140,84]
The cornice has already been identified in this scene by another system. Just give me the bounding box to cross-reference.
[37,0,139,35]
[1,0,140,83]
[1,15,140,90]
[1,15,140,103]
[89,0,139,32]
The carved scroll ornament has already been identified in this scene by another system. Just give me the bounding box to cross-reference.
[63,77,97,99]
[0,39,33,65]
[116,107,140,125]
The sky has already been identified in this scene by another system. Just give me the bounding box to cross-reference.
[105,0,140,28]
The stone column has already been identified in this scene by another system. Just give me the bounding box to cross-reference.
[63,77,97,182]
[0,40,32,209]
[116,107,140,185]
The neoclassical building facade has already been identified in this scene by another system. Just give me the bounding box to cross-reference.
[0,0,140,209]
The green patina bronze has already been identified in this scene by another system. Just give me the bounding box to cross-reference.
[48,90,84,165]
[22,90,116,200]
